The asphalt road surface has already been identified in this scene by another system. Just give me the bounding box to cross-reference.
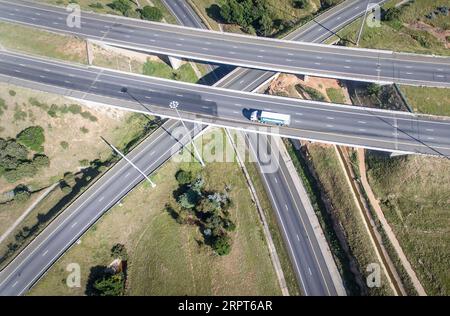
[1,51,449,157]
[164,0,353,296]
[0,0,449,87]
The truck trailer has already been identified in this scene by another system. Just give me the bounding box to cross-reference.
[250,110,291,126]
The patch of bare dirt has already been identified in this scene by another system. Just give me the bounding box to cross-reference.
[407,21,450,48]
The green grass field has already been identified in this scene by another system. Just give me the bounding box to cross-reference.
[331,0,450,56]
[0,22,88,64]
[29,129,282,296]
[399,86,450,117]
[143,60,199,83]
[366,153,450,295]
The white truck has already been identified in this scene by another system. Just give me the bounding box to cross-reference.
[250,110,291,126]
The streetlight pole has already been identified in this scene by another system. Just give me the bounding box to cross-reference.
[101,137,156,188]
[356,0,371,47]
[169,101,205,167]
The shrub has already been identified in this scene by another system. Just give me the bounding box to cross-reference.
[93,272,125,296]
[79,159,90,167]
[293,0,308,9]
[60,141,69,150]
[80,127,89,134]
[8,90,16,97]
[213,235,231,256]
[140,6,163,21]
[108,0,132,16]
[111,243,128,261]
[68,104,82,114]
[89,2,103,9]
[17,126,45,152]
[383,7,401,22]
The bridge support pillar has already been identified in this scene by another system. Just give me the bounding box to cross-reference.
[168,56,183,70]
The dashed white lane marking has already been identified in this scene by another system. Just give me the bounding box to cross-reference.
[326,117,334,120]
[309,267,313,275]
[426,129,434,132]
[296,112,303,116]
[358,121,367,124]
[296,234,300,241]
[42,250,49,257]
[12,281,19,288]
[326,124,334,128]
[284,204,289,211]
[201,105,209,109]
[124,172,130,178]
[71,222,78,228]
[274,178,278,183]
[98,196,105,202]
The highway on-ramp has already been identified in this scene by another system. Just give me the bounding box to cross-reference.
[0,0,449,87]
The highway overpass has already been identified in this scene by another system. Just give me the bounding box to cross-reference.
[1,51,449,158]
[0,0,449,88]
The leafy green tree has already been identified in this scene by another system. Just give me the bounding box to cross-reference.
[32,154,50,168]
[259,13,273,36]
[175,169,193,185]
[108,0,132,16]
[0,139,29,161]
[367,83,382,96]
[17,126,45,152]
[140,5,163,21]
[93,272,125,296]
[178,189,200,209]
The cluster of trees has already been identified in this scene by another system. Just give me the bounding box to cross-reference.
[108,0,163,21]
[382,7,401,22]
[169,169,236,256]
[219,0,276,35]
[86,244,128,296]
[0,127,49,183]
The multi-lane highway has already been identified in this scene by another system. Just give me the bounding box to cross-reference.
[0,0,449,87]
[166,0,353,296]
[0,0,448,296]
[1,50,449,157]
